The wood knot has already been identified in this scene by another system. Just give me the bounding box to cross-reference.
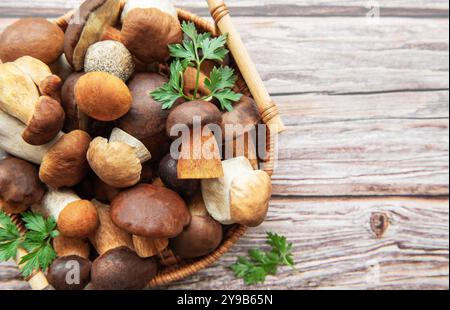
[370,212,389,238]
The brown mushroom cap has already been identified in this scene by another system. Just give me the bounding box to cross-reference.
[0,18,64,64]
[111,184,191,238]
[121,8,182,63]
[39,130,92,188]
[91,246,157,290]
[47,256,91,291]
[93,177,121,204]
[171,215,223,259]
[58,200,99,238]
[64,0,121,71]
[0,157,45,213]
[166,101,222,138]
[159,154,199,199]
[22,96,66,146]
[61,72,85,132]
[75,72,132,121]
[221,96,261,141]
[118,73,170,139]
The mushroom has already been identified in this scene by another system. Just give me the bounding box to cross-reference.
[166,101,224,179]
[60,72,89,132]
[0,157,45,214]
[89,200,158,290]
[64,0,122,71]
[34,188,98,238]
[84,40,135,81]
[75,71,132,122]
[159,153,200,199]
[111,184,190,257]
[0,57,65,145]
[87,128,152,188]
[0,111,92,188]
[201,157,272,227]
[120,0,182,63]
[183,61,215,99]
[93,177,122,204]
[0,18,64,64]
[49,54,74,82]
[222,96,261,169]
[171,194,223,259]
[47,235,91,290]
[117,73,171,162]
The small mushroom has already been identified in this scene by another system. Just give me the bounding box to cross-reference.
[84,40,135,81]
[60,72,89,132]
[0,18,64,64]
[0,111,92,188]
[201,157,272,227]
[75,72,132,121]
[87,128,152,188]
[0,157,45,214]
[183,61,215,99]
[171,194,223,259]
[48,235,91,290]
[0,57,65,145]
[89,201,157,290]
[159,154,200,199]
[34,189,98,238]
[120,0,182,63]
[166,101,224,179]
[64,0,122,71]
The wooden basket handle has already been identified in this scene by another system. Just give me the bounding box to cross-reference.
[206,0,285,134]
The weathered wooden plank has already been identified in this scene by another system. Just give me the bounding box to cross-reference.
[1,197,448,290]
[0,17,448,95]
[272,91,449,196]
[0,1,448,17]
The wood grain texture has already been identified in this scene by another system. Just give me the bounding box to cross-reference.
[1,197,448,290]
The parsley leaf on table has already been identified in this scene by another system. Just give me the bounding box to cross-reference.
[0,212,21,261]
[230,232,296,285]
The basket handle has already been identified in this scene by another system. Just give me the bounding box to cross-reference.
[206,0,285,134]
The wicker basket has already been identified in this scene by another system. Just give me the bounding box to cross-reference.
[6,0,282,290]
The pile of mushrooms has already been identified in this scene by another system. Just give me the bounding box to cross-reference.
[0,0,273,290]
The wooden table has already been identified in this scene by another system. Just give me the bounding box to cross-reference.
[0,0,448,290]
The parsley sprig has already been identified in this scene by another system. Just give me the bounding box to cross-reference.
[0,211,58,277]
[230,232,296,285]
[151,21,242,111]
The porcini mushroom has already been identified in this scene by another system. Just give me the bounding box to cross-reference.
[75,71,132,121]
[84,40,135,81]
[201,157,272,227]
[183,61,215,99]
[110,184,190,257]
[0,111,92,188]
[120,0,182,63]
[159,154,199,199]
[60,72,89,132]
[166,101,224,179]
[90,201,158,290]
[0,157,45,214]
[34,188,98,238]
[64,0,122,71]
[0,57,65,145]
[47,235,91,290]
[87,128,152,188]
[0,18,64,64]
[171,194,223,259]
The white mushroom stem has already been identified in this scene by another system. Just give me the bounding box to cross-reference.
[32,188,80,221]
[109,128,151,163]
[121,0,178,22]
[13,56,53,87]
[0,110,62,164]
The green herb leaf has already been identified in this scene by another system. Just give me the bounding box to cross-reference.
[0,211,21,261]
[200,34,229,62]
[150,60,186,110]
[230,232,296,285]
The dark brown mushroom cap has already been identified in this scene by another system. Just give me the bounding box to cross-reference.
[61,72,85,132]
[0,157,45,210]
[121,8,182,63]
[139,131,171,163]
[47,256,91,291]
[170,215,223,259]
[39,130,92,188]
[93,177,121,204]
[118,73,170,139]
[166,101,222,138]
[111,184,191,238]
[91,246,157,290]
[221,96,261,141]
[0,18,64,64]
[159,154,199,199]
[22,96,65,146]
[64,0,121,71]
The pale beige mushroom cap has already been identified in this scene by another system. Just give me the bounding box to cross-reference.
[201,157,272,227]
